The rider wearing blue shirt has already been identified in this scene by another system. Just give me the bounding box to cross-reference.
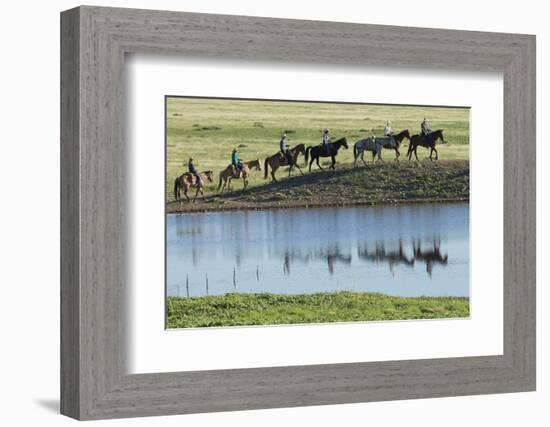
[231,148,243,177]
[187,158,202,186]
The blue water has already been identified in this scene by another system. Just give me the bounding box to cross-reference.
[166,203,469,298]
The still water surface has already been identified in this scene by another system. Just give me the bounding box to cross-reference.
[167,204,469,298]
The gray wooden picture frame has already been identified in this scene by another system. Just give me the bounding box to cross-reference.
[60,5,536,421]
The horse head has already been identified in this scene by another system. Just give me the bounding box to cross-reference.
[205,171,214,182]
[335,137,348,149]
[434,129,446,144]
[254,159,262,171]
[294,143,306,156]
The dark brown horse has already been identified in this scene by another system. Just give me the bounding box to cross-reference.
[264,143,306,182]
[173,170,214,203]
[382,129,410,161]
[305,137,348,172]
[407,129,446,161]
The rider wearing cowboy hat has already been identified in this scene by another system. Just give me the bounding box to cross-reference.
[231,147,243,178]
[279,131,293,166]
[322,128,331,155]
[384,120,393,137]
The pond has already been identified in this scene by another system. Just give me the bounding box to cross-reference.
[166,203,469,298]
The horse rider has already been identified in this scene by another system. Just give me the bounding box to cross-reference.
[384,120,393,137]
[279,132,293,166]
[421,118,432,139]
[231,147,243,178]
[187,157,202,187]
[322,128,332,155]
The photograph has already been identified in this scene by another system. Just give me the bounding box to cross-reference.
[165,96,470,328]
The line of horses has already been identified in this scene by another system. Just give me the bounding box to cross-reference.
[173,128,446,202]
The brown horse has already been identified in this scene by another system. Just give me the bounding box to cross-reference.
[381,129,410,161]
[218,159,262,192]
[173,170,214,203]
[407,129,446,161]
[264,143,306,182]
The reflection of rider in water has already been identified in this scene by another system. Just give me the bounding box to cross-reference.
[231,147,243,177]
[279,132,293,166]
[187,157,202,187]
[322,129,331,155]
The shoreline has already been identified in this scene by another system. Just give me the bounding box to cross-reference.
[166,160,470,214]
[166,196,469,215]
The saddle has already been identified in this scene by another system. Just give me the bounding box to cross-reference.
[231,164,242,178]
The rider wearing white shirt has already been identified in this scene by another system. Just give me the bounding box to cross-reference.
[322,129,331,154]
[383,121,393,137]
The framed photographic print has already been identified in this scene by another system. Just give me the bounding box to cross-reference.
[61,6,536,420]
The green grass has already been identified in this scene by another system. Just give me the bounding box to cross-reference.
[166,97,470,202]
[166,291,470,328]
[166,160,469,213]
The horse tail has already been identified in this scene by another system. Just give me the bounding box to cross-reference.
[217,171,223,191]
[353,142,359,160]
[407,137,414,155]
[305,146,311,163]
[264,157,269,179]
[173,177,180,201]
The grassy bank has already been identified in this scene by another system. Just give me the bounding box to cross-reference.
[167,160,469,213]
[166,97,470,202]
[166,291,470,328]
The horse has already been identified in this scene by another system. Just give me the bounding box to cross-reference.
[381,129,410,161]
[353,137,386,166]
[264,143,306,182]
[304,137,348,172]
[407,129,446,161]
[218,159,262,192]
[173,170,214,203]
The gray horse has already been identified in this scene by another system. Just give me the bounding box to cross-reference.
[353,136,397,166]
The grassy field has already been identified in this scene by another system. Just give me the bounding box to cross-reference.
[166,97,470,204]
[166,292,470,328]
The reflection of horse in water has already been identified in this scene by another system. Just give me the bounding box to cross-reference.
[357,240,415,275]
[413,239,448,277]
[280,247,351,275]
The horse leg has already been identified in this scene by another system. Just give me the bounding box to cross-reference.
[395,148,400,162]
[434,147,438,160]
[330,155,336,169]
[429,148,433,161]
[271,164,278,182]
[316,156,323,170]
[184,187,190,203]
[414,146,419,161]
[294,163,304,175]
[308,157,314,172]
[361,151,368,167]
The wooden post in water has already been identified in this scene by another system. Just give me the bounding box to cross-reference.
[186,274,189,298]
